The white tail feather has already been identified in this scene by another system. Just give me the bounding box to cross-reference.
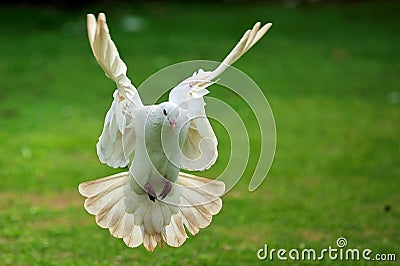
[78,171,224,251]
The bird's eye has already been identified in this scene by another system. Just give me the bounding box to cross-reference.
[163,109,167,116]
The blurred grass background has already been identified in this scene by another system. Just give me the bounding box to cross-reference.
[0,1,399,265]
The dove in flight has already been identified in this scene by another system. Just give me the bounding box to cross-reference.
[78,13,272,251]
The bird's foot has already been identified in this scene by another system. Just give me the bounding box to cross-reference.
[159,181,172,200]
[144,183,157,202]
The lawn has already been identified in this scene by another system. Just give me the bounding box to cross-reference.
[0,1,399,265]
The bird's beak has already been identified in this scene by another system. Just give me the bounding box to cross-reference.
[168,119,176,129]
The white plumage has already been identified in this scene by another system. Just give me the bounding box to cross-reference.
[78,13,272,251]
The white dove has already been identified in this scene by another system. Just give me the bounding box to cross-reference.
[78,13,272,251]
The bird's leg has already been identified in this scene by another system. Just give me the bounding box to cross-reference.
[159,180,172,200]
[144,182,157,202]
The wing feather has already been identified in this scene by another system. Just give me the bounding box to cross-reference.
[169,21,272,171]
[87,13,142,168]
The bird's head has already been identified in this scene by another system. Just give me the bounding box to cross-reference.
[159,102,179,129]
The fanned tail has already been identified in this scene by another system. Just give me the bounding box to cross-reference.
[78,172,225,251]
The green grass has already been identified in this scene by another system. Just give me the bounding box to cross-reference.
[0,1,399,265]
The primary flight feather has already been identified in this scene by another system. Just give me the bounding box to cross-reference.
[79,13,272,251]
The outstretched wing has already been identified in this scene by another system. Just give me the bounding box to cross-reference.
[169,21,272,171]
[87,13,143,168]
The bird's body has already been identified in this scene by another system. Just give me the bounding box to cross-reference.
[78,13,272,251]
[130,103,188,199]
